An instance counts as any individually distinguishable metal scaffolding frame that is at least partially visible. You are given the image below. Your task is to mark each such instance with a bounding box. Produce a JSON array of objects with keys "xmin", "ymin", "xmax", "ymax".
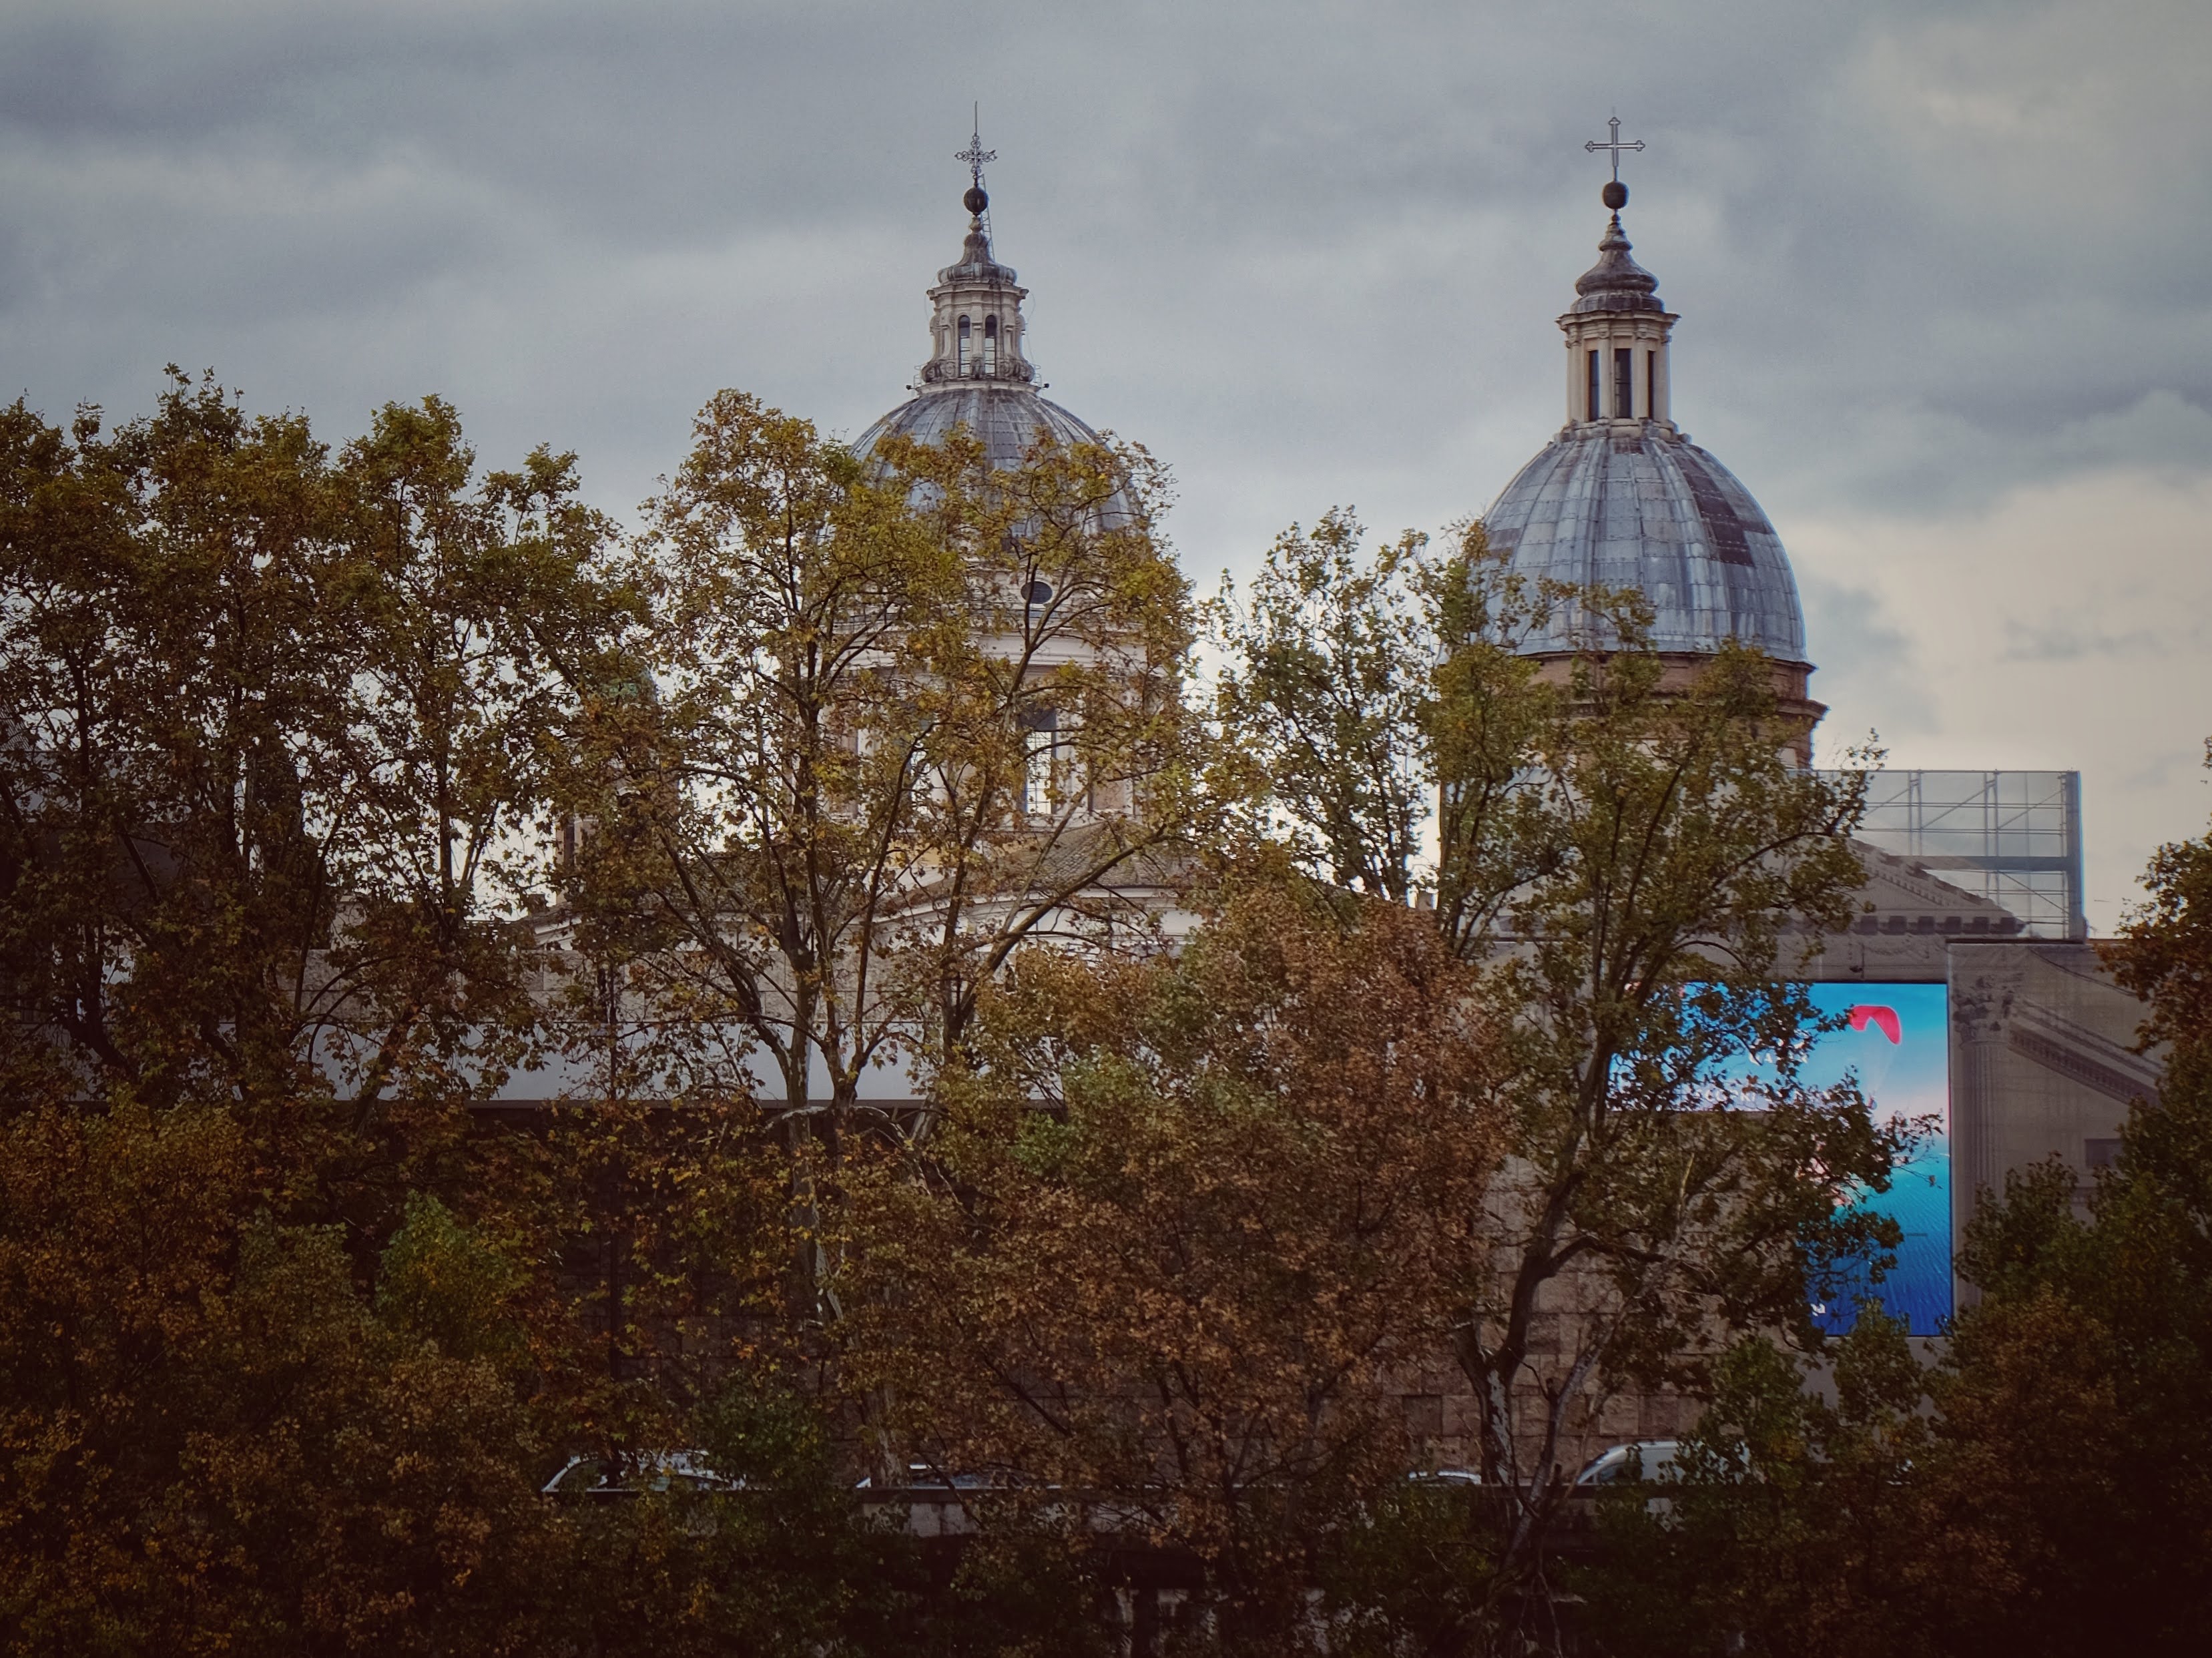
[{"xmin": 1824, "ymin": 770, "xmax": 2086, "ymax": 940}]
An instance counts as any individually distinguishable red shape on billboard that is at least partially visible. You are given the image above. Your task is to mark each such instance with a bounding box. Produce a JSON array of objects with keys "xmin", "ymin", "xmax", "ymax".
[{"xmin": 1847, "ymin": 1005, "xmax": 1902, "ymax": 1045}]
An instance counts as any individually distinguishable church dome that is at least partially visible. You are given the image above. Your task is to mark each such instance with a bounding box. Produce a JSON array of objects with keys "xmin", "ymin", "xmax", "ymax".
[
  {"xmin": 852, "ymin": 141, "xmax": 1125, "ymax": 512},
  {"xmin": 1486, "ymin": 425, "xmax": 1807, "ymax": 663},
  {"xmin": 1484, "ymin": 184, "xmax": 1810, "ymax": 669},
  {"xmin": 854, "ymin": 382, "xmax": 1107, "ymax": 470}
]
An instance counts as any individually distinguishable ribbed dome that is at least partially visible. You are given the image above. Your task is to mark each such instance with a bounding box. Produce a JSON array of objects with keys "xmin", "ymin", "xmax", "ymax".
[
  {"xmin": 1484, "ymin": 423, "xmax": 1808, "ymax": 664},
  {"xmin": 853, "ymin": 383, "xmax": 1106, "ymax": 469},
  {"xmin": 852, "ymin": 384, "xmax": 1138, "ymax": 531},
  {"xmin": 1483, "ymin": 189, "xmax": 1812, "ymax": 671}
]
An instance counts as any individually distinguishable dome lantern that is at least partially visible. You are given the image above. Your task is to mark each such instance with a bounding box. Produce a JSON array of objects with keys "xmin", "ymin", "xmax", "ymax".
[
  {"xmin": 1560, "ymin": 119, "xmax": 1673, "ymax": 425},
  {"xmin": 916, "ymin": 114, "xmax": 1035, "ymax": 390}
]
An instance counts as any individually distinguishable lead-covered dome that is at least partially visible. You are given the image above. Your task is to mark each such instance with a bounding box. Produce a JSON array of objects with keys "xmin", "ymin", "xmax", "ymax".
[
  {"xmin": 854, "ymin": 382, "xmax": 1107, "ymax": 469},
  {"xmin": 1485, "ymin": 424, "xmax": 1807, "ymax": 663},
  {"xmin": 1484, "ymin": 196, "xmax": 1810, "ymax": 669}
]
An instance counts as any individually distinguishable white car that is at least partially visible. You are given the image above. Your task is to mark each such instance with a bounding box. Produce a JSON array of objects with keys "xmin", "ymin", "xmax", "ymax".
[
  {"xmin": 541, "ymin": 1451, "xmax": 743, "ymax": 1497},
  {"xmin": 1573, "ymin": 1440, "xmax": 1684, "ymax": 1487}
]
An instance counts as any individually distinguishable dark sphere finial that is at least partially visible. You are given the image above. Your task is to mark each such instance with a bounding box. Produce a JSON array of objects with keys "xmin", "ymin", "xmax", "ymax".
[
  {"xmin": 964, "ymin": 185, "xmax": 989, "ymax": 216},
  {"xmin": 1602, "ymin": 179, "xmax": 1629, "ymax": 211}
]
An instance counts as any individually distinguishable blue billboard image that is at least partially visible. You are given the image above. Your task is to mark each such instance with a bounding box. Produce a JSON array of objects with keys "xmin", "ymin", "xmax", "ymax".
[{"xmin": 1721, "ymin": 983, "xmax": 1952, "ymax": 1336}]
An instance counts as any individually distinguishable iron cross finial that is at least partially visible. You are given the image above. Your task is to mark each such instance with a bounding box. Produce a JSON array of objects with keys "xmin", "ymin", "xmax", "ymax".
[
  {"xmin": 1584, "ymin": 114, "xmax": 1645, "ymax": 185},
  {"xmin": 956, "ymin": 105, "xmax": 996, "ymax": 192}
]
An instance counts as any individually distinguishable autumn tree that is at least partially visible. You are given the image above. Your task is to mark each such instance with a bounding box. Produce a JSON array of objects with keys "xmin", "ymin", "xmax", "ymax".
[
  {"xmin": 0, "ymin": 1092, "xmax": 578, "ymax": 1654},
  {"xmin": 1886, "ymin": 804, "xmax": 2212, "ymax": 1654},
  {"xmin": 840, "ymin": 886, "xmax": 1504, "ymax": 1652},
  {"xmin": 1576, "ymin": 1311, "xmax": 1941, "ymax": 1658},
  {"xmin": 560, "ymin": 392, "xmax": 1205, "ymax": 1163},
  {"xmin": 0, "ymin": 376, "xmax": 677, "ymax": 1653},
  {"xmin": 1579, "ymin": 771, "xmax": 2212, "ymax": 1658},
  {"xmin": 1583, "ymin": 1159, "xmax": 2205, "ymax": 1657},
  {"xmin": 1209, "ymin": 513, "xmax": 1434, "ymax": 902},
  {"xmin": 1213, "ymin": 513, "xmax": 1894, "ymax": 1637},
  {"xmin": 0, "ymin": 374, "xmax": 625, "ymax": 1185}
]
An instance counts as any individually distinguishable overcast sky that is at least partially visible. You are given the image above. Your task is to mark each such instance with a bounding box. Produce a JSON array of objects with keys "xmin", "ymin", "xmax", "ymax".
[{"xmin": 3, "ymin": 0, "xmax": 2207, "ymax": 923}]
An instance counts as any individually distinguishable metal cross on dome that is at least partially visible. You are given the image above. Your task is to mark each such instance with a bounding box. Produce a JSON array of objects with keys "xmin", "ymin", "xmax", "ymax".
[
  {"xmin": 1585, "ymin": 115, "xmax": 1645, "ymax": 184},
  {"xmin": 956, "ymin": 106, "xmax": 995, "ymax": 192}
]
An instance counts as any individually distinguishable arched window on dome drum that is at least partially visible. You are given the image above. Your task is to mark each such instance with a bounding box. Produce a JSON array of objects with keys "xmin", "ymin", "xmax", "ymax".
[
  {"xmin": 1614, "ymin": 348, "xmax": 1634, "ymax": 419},
  {"xmin": 1587, "ymin": 350, "xmax": 1601, "ymax": 423},
  {"xmin": 958, "ymin": 316, "xmax": 972, "ymax": 374},
  {"xmin": 983, "ymin": 314, "xmax": 998, "ymax": 374}
]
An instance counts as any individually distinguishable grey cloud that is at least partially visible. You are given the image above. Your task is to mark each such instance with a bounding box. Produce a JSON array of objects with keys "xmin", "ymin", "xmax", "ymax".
[
  {"xmin": 0, "ymin": 0, "xmax": 2206, "ymax": 896},
  {"xmin": 1795, "ymin": 575, "xmax": 1933, "ymax": 746},
  {"xmin": 2, "ymin": 0, "xmax": 2201, "ymax": 526},
  {"xmin": 2058, "ymin": 390, "xmax": 2212, "ymax": 476},
  {"xmin": 2002, "ymin": 622, "xmax": 2166, "ymax": 665}
]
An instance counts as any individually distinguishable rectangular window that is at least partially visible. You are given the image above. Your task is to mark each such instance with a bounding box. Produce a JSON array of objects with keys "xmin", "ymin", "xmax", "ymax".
[
  {"xmin": 1019, "ymin": 706, "xmax": 1058, "ymax": 816},
  {"xmin": 1614, "ymin": 348, "xmax": 1634, "ymax": 419},
  {"xmin": 1587, "ymin": 350, "xmax": 1601, "ymax": 421},
  {"xmin": 1646, "ymin": 351, "xmax": 1657, "ymax": 419},
  {"xmin": 1402, "ymin": 1394, "xmax": 1444, "ymax": 1438}
]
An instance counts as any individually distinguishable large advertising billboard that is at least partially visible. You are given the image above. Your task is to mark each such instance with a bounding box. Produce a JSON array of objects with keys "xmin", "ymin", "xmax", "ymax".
[{"xmin": 1720, "ymin": 983, "xmax": 1952, "ymax": 1336}]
